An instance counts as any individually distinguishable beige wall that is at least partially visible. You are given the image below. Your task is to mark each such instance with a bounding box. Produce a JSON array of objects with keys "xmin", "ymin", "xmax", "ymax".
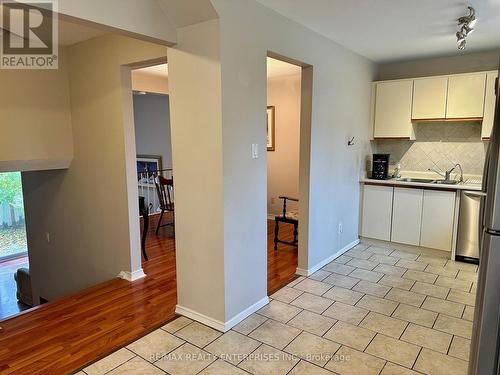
[
  {"xmin": 132, "ymin": 71, "xmax": 169, "ymax": 94},
  {"xmin": 267, "ymin": 74, "xmax": 301, "ymax": 215},
  {"xmin": 377, "ymin": 50, "xmax": 500, "ymax": 80},
  {"xmin": 167, "ymin": 19, "xmax": 226, "ymax": 323},
  {"xmin": 0, "ymin": 51, "xmax": 73, "ymax": 172},
  {"xmin": 23, "ymin": 35, "xmax": 167, "ymax": 303}
]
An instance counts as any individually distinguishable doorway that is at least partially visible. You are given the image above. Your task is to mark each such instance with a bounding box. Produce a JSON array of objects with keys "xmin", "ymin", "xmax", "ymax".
[
  {"xmin": 130, "ymin": 63, "xmax": 176, "ymax": 276},
  {"xmin": 266, "ymin": 55, "xmax": 311, "ymax": 294}
]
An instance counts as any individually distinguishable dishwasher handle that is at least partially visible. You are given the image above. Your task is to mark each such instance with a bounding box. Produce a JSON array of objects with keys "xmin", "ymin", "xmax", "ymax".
[{"xmin": 464, "ymin": 191, "xmax": 487, "ymax": 198}]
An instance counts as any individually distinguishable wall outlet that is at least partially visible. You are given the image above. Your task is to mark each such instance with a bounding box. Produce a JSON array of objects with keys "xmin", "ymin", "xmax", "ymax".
[{"xmin": 338, "ymin": 223, "xmax": 343, "ymax": 234}]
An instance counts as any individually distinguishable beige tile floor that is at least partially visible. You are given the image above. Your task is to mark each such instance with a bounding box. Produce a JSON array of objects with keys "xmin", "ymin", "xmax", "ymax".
[{"xmin": 76, "ymin": 243, "xmax": 478, "ymax": 375}]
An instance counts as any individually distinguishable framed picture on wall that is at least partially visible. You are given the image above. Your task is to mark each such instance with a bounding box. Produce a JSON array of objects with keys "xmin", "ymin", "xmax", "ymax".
[
  {"xmin": 137, "ymin": 155, "xmax": 162, "ymax": 185},
  {"xmin": 267, "ymin": 106, "xmax": 275, "ymax": 151}
]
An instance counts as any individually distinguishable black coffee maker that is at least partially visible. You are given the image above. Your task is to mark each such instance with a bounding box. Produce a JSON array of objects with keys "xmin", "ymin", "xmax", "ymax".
[{"xmin": 371, "ymin": 154, "xmax": 390, "ymax": 180}]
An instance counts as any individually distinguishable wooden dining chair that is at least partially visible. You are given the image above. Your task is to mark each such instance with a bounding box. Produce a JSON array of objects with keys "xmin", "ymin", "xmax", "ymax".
[
  {"xmin": 139, "ymin": 198, "xmax": 149, "ymax": 261},
  {"xmin": 154, "ymin": 175, "xmax": 174, "ymax": 235}
]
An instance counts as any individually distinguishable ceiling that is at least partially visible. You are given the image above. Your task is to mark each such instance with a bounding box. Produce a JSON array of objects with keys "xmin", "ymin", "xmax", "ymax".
[
  {"xmin": 131, "ymin": 59, "xmax": 300, "ymax": 79},
  {"xmin": 267, "ymin": 57, "xmax": 301, "ymax": 77},
  {"xmin": 255, "ymin": 0, "xmax": 500, "ymax": 63},
  {"xmin": 134, "ymin": 64, "xmax": 169, "ymax": 77}
]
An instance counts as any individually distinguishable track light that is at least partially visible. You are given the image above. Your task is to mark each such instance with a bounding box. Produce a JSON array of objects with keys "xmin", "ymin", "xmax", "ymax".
[
  {"xmin": 456, "ymin": 6, "xmax": 476, "ymax": 50},
  {"xmin": 463, "ymin": 24, "xmax": 474, "ymax": 36},
  {"xmin": 456, "ymin": 31, "xmax": 466, "ymax": 43}
]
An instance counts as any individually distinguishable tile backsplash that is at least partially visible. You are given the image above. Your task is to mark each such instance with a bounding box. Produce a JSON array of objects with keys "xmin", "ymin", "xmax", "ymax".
[{"xmin": 373, "ymin": 121, "xmax": 487, "ymax": 175}]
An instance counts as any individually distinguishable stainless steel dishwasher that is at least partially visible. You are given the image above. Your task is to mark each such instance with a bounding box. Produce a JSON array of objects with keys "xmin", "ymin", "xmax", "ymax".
[{"xmin": 456, "ymin": 190, "xmax": 483, "ymax": 262}]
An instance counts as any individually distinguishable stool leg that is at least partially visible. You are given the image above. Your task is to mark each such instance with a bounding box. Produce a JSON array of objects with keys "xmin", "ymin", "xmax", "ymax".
[
  {"xmin": 274, "ymin": 219, "xmax": 279, "ymax": 250},
  {"xmin": 293, "ymin": 223, "xmax": 298, "ymax": 245}
]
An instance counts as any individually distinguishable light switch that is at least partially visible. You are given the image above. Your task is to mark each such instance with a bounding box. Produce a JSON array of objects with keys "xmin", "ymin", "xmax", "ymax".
[{"xmin": 252, "ymin": 143, "xmax": 259, "ymax": 159}]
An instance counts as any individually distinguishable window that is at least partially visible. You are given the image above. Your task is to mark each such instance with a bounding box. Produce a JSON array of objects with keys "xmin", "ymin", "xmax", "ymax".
[{"xmin": 0, "ymin": 172, "xmax": 27, "ymax": 261}]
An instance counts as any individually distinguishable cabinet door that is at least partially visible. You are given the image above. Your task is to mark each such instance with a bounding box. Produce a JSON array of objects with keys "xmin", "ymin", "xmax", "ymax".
[
  {"xmin": 420, "ymin": 190, "xmax": 456, "ymax": 251},
  {"xmin": 374, "ymin": 80, "xmax": 414, "ymax": 138},
  {"xmin": 391, "ymin": 188, "xmax": 423, "ymax": 246},
  {"xmin": 412, "ymin": 77, "xmax": 448, "ymax": 120},
  {"xmin": 481, "ymin": 72, "xmax": 498, "ymax": 139},
  {"xmin": 361, "ymin": 185, "xmax": 393, "ymax": 241},
  {"xmin": 446, "ymin": 74, "xmax": 486, "ymax": 119}
]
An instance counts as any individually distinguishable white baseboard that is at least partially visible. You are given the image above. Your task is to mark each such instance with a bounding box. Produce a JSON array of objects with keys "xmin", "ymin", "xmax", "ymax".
[
  {"xmin": 175, "ymin": 305, "xmax": 226, "ymax": 331},
  {"xmin": 224, "ymin": 296, "xmax": 269, "ymax": 331},
  {"xmin": 296, "ymin": 239, "xmax": 360, "ymax": 276},
  {"xmin": 176, "ymin": 296, "xmax": 269, "ymax": 332},
  {"xmin": 118, "ymin": 269, "xmax": 146, "ymax": 282}
]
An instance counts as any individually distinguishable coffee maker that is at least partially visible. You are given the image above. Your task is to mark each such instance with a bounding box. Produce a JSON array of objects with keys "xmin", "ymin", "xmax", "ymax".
[{"xmin": 371, "ymin": 154, "xmax": 390, "ymax": 180}]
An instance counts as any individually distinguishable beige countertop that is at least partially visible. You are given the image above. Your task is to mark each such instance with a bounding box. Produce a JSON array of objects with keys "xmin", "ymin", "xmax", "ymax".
[{"xmin": 360, "ymin": 177, "xmax": 482, "ymax": 191}]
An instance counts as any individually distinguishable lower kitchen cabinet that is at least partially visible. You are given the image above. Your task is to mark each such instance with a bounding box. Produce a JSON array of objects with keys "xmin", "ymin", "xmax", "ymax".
[
  {"xmin": 361, "ymin": 184, "xmax": 457, "ymax": 252},
  {"xmin": 420, "ymin": 190, "xmax": 456, "ymax": 251},
  {"xmin": 391, "ymin": 187, "xmax": 423, "ymax": 246},
  {"xmin": 361, "ymin": 185, "xmax": 393, "ymax": 241}
]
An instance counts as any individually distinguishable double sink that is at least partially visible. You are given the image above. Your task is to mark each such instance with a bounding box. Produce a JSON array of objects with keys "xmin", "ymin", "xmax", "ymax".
[{"xmin": 396, "ymin": 177, "xmax": 458, "ymax": 185}]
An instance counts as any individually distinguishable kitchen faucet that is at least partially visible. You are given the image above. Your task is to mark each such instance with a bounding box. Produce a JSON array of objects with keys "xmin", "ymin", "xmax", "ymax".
[{"xmin": 428, "ymin": 164, "xmax": 464, "ymax": 182}]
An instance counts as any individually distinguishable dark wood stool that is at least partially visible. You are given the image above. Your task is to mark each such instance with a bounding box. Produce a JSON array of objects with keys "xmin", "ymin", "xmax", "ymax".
[{"xmin": 274, "ymin": 196, "xmax": 299, "ymax": 250}]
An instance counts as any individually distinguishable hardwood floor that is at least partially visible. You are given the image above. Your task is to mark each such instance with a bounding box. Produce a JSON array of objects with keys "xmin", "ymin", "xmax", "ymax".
[
  {"xmin": 267, "ymin": 219, "xmax": 299, "ymax": 295},
  {"xmin": 0, "ymin": 215, "xmax": 297, "ymax": 374}
]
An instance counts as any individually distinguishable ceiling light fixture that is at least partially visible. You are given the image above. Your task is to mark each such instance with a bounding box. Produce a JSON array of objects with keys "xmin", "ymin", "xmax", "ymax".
[{"xmin": 456, "ymin": 6, "xmax": 477, "ymax": 50}]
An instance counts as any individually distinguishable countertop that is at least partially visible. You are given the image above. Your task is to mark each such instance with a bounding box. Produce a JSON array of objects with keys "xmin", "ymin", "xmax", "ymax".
[{"xmin": 360, "ymin": 177, "xmax": 482, "ymax": 191}]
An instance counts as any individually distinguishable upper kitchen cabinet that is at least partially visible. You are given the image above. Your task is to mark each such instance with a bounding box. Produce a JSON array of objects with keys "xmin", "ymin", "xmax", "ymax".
[
  {"xmin": 373, "ymin": 80, "xmax": 414, "ymax": 139},
  {"xmin": 412, "ymin": 76, "xmax": 448, "ymax": 120},
  {"xmin": 481, "ymin": 72, "xmax": 498, "ymax": 139},
  {"xmin": 446, "ymin": 73, "xmax": 486, "ymax": 119}
]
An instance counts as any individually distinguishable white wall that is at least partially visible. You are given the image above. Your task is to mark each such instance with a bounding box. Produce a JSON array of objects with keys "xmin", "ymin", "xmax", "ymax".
[
  {"xmin": 57, "ymin": 0, "xmax": 177, "ymax": 44},
  {"xmin": 267, "ymin": 74, "xmax": 301, "ymax": 215},
  {"xmin": 23, "ymin": 35, "xmax": 167, "ymax": 303},
  {"xmin": 0, "ymin": 51, "xmax": 73, "ymax": 172},
  {"xmin": 213, "ymin": 0, "xmax": 376, "ymax": 321}
]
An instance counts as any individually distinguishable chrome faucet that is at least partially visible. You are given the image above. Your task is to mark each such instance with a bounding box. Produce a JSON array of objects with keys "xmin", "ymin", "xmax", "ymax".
[
  {"xmin": 451, "ymin": 163, "xmax": 464, "ymax": 183},
  {"xmin": 428, "ymin": 164, "xmax": 464, "ymax": 182}
]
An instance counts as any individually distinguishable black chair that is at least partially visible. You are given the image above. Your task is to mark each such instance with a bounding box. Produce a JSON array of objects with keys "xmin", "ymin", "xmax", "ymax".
[
  {"xmin": 154, "ymin": 175, "xmax": 175, "ymax": 235},
  {"xmin": 274, "ymin": 196, "xmax": 299, "ymax": 250}
]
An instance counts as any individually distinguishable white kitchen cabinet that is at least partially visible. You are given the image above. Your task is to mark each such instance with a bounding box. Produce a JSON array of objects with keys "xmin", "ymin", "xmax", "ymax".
[
  {"xmin": 373, "ymin": 80, "xmax": 414, "ymax": 139},
  {"xmin": 391, "ymin": 187, "xmax": 423, "ymax": 246},
  {"xmin": 481, "ymin": 72, "xmax": 498, "ymax": 139},
  {"xmin": 420, "ymin": 190, "xmax": 456, "ymax": 251},
  {"xmin": 446, "ymin": 73, "xmax": 486, "ymax": 119},
  {"xmin": 361, "ymin": 185, "xmax": 393, "ymax": 241},
  {"xmin": 412, "ymin": 77, "xmax": 448, "ymax": 120}
]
